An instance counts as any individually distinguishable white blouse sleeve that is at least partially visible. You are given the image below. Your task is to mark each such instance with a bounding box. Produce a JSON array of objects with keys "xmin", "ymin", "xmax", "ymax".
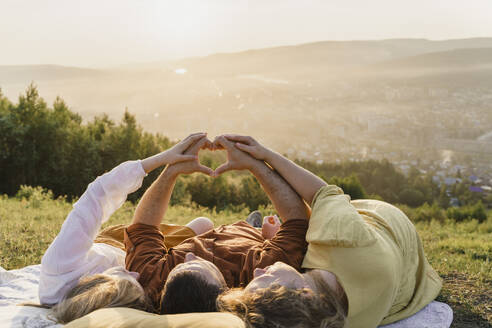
[{"xmin": 39, "ymin": 160, "xmax": 147, "ymax": 304}]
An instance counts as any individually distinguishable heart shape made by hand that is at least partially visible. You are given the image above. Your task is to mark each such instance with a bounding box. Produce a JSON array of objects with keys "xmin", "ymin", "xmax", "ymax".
[
  {"xmin": 197, "ymin": 147, "xmax": 227, "ymax": 172},
  {"xmin": 193, "ymin": 137, "xmax": 234, "ymax": 177},
  {"xmin": 179, "ymin": 135, "xmax": 256, "ymax": 177}
]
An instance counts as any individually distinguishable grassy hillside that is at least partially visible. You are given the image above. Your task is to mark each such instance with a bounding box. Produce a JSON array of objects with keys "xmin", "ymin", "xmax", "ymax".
[{"xmin": 0, "ymin": 195, "xmax": 490, "ymax": 327}]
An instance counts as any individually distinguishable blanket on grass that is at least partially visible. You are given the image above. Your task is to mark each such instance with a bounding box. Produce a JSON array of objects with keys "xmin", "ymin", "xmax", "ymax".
[{"xmin": 0, "ymin": 265, "xmax": 452, "ymax": 328}]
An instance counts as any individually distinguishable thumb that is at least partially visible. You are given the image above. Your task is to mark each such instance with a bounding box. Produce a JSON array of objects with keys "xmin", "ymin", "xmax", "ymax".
[
  {"xmin": 177, "ymin": 133, "xmax": 207, "ymax": 152},
  {"xmin": 214, "ymin": 162, "xmax": 232, "ymax": 177},
  {"xmin": 197, "ymin": 165, "xmax": 214, "ymax": 176},
  {"xmin": 188, "ymin": 137, "xmax": 210, "ymax": 154},
  {"xmin": 174, "ymin": 155, "xmax": 198, "ymax": 163}
]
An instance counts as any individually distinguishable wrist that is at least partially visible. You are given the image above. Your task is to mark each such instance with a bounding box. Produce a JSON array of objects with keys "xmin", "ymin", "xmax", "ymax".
[
  {"xmin": 263, "ymin": 148, "xmax": 275, "ymax": 163},
  {"xmin": 157, "ymin": 150, "xmax": 170, "ymax": 165},
  {"xmin": 164, "ymin": 165, "xmax": 180, "ymax": 179},
  {"xmin": 141, "ymin": 151, "xmax": 170, "ymax": 173},
  {"xmin": 249, "ymin": 159, "xmax": 269, "ymax": 176}
]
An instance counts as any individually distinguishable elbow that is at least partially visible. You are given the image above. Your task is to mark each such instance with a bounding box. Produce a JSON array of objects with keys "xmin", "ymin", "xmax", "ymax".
[
  {"xmin": 283, "ymin": 205, "xmax": 309, "ymax": 221},
  {"xmin": 305, "ymin": 182, "xmax": 327, "ymax": 205}
]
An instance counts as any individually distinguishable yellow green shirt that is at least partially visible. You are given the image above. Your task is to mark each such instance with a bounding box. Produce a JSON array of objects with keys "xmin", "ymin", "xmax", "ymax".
[{"xmin": 302, "ymin": 185, "xmax": 442, "ymax": 328}]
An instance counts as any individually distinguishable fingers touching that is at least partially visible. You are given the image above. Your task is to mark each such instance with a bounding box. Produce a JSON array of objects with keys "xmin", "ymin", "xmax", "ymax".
[
  {"xmin": 197, "ymin": 164, "xmax": 214, "ymax": 176},
  {"xmin": 171, "ymin": 132, "xmax": 259, "ymax": 177},
  {"xmin": 213, "ymin": 162, "xmax": 232, "ymax": 177},
  {"xmin": 186, "ymin": 136, "xmax": 212, "ymax": 155},
  {"xmin": 212, "ymin": 135, "xmax": 235, "ymax": 151},
  {"xmin": 234, "ymin": 142, "xmax": 255, "ymax": 155},
  {"xmin": 223, "ymin": 134, "xmax": 253, "ymax": 145}
]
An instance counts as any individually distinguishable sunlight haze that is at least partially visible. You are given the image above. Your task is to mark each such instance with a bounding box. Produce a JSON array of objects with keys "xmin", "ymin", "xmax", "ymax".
[{"xmin": 1, "ymin": 0, "xmax": 492, "ymax": 67}]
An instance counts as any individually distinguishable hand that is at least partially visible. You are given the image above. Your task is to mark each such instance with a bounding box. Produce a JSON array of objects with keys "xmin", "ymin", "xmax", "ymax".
[
  {"xmin": 261, "ymin": 215, "xmax": 281, "ymax": 239},
  {"xmin": 169, "ymin": 135, "xmax": 214, "ymax": 176},
  {"xmin": 222, "ymin": 134, "xmax": 270, "ymax": 161},
  {"xmin": 212, "ymin": 135, "xmax": 259, "ymax": 176},
  {"xmin": 163, "ymin": 132, "xmax": 210, "ymax": 164},
  {"xmin": 141, "ymin": 133, "xmax": 210, "ymax": 173}
]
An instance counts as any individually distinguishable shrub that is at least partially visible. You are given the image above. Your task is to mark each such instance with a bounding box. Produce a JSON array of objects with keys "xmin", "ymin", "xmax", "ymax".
[
  {"xmin": 238, "ymin": 176, "xmax": 270, "ymax": 211},
  {"xmin": 15, "ymin": 185, "xmax": 54, "ymax": 208},
  {"xmin": 446, "ymin": 202, "xmax": 487, "ymax": 223},
  {"xmin": 170, "ymin": 179, "xmax": 191, "ymax": 205},
  {"xmin": 15, "ymin": 185, "xmax": 53, "ymax": 201},
  {"xmin": 327, "ymin": 174, "xmax": 366, "ymax": 200},
  {"xmin": 398, "ymin": 188, "xmax": 426, "ymax": 207},
  {"xmin": 399, "ymin": 202, "xmax": 446, "ymax": 223},
  {"xmin": 186, "ymin": 175, "xmax": 241, "ymax": 211}
]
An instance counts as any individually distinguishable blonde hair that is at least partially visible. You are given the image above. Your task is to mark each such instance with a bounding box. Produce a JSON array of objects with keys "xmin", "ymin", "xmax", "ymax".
[
  {"xmin": 217, "ymin": 272, "xmax": 346, "ymax": 328},
  {"xmin": 51, "ymin": 274, "xmax": 154, "ymax": 324}
]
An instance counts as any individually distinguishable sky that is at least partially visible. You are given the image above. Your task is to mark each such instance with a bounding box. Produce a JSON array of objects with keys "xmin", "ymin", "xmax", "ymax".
[{"xmin": 1, "ymin": 0, "xmax": 492, "ymax": 68}]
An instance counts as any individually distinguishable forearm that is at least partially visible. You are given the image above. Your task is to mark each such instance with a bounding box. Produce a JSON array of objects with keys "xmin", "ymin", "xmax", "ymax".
[
  {"xmin": 132, "ymin": 166, "xmax": 178, "ymax": 226},
  {"xmin": 250, "ymin": 160, "xmax": 309, "ymax": 221},
  {"xmin": 264, "ymin": 149, "xmax": 326, "ymax": 205},
  {"xmin": 141, "ymin": 152, "xmax": 168, "ymax": 174}
]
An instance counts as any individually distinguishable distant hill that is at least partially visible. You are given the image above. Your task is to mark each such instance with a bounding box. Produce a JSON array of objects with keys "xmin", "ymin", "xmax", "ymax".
[
  {"xmin": 0, "ymin": 65, "xmax": 103, "ymax": 84},
  {"xmin": 167, "ymin": 38, "xmax": 492, "ymax": 76},
  {"xmin": 1, "ymin": 37, "xmax": 492, "ymax": 143},
  {"xmin": 2, "ymin": 38, "xmax": 492, "ymax": 82},
  {"xmin": 377, "ymin": 48, "xmax": 492, "ymax": 70}
]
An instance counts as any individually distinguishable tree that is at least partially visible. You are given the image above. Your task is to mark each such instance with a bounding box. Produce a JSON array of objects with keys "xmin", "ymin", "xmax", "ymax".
[
  {"xmin": 0, "ymin": 86, "xmax": 173, "ymax": 200},
  {"xmin": 398, "ymin": 188, "xmax": 426, "ymax": 207},
  {"xmin": 437, "ymin": 185, "xmax": 451, "ymax": 208},
  {"xmin": 327, "ymin": 174, "xmax": 367, "ymax": 200},
  {"xmin": 238, "ymin": 176, "xmax": 270, "ymax": 210}
]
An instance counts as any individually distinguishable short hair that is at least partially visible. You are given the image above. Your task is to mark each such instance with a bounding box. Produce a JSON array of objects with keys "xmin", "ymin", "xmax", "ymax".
[
  {"xmin": 52, "ymin": 274, "xmax": 154, "ymax": 324},
  {"xmin": 216, "ymin": 271, "xmax": 346, "ymax": 328},
  {"xmin": 160, "ymin": 271, "xmax": 224, "ymax": 314}
]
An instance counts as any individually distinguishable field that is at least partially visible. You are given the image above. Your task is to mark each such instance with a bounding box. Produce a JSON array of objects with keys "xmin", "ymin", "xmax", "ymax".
[{"xmin": 0, "ymin": 195, "xmax": 491, "ymax": 327}]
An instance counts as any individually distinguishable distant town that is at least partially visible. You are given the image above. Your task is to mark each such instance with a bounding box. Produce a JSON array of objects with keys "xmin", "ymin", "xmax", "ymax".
[{"xmin": 2, "ymin": 39, "xmax": 492, "ymax": 205}]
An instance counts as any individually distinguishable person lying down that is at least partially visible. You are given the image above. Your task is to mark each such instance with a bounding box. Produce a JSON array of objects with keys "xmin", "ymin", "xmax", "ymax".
[
  {"xmin": 36, "ymin": 131, "xmax": 442, "ymax": 328},
  {"xmin": 38, "ymin": 132, "xmax": 306, "ymax": 324},
  {"xmin": 38, "ymin": 133, "xmax": 214, "ymax": 319}
]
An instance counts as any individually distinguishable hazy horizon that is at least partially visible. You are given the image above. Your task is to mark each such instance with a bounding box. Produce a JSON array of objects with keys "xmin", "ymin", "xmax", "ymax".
[{"xmin": 2, "ymin": 0, "xmax": 492, "ymax": 68}]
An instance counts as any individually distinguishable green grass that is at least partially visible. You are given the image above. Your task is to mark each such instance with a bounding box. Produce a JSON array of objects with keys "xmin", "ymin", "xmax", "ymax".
[
  {"xmin": 414, "ymin": 218, "xmax": 492, "ymax": 327},
  {"xmin": 1, "ymin": 195, "xmax": 491, "ymax": 327}
]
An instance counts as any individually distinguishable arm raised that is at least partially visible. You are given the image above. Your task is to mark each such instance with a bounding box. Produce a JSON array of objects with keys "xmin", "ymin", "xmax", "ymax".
[
  {"xmin": 140, "ymin": 132, "xmax": 206, "ymax": 173},
  {"xmin": 223, "ymin": 134, "xmax": 326, "ymax": 205},
  {"xmin": 132, "ymin": 136, "xmax": 213, "ymax": 226},
  {"xmin": 214, "ymin": 136, "xmax": 308, "ymax": 221}
]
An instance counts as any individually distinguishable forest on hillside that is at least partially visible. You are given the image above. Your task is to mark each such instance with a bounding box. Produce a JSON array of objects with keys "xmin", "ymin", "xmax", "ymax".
[{"xmin": 0, "ymin": 86, "xmax": 489, "ymax": 223}]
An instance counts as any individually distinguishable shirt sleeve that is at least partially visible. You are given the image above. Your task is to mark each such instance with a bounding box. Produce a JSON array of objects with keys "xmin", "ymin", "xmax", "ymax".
[
  {"xmin": 39, "ymin": 160, "xmax": 147, "ymax": 304},
  {"xmin": 306, "ymin": 185, "xmax": 376, "ymax": 248},
  {"xmin": 124, "ymin": 223, "xmax": 172, "ymax": 291},
  {"xmin": 241, "ymin": 219, "xmax": 308, "ymax": 284}
]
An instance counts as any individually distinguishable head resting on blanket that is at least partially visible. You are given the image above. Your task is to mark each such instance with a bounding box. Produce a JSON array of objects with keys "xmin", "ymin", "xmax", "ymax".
[
  {"xmin": 52, "ymin": 269, "xmax": 153, "ymax": 324},
  {"xmin": 217, "ymin": 265, "xmax": 346, "ymax": 328},
  {"xmin": 160, "ymin": 252, "xmax": 228, "ymax": 314}
]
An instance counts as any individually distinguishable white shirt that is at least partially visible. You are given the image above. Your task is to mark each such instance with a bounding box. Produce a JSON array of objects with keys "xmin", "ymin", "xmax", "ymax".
[{"xmin": 38, "ymin": 160, "xmax": 147, "ymax": 305}]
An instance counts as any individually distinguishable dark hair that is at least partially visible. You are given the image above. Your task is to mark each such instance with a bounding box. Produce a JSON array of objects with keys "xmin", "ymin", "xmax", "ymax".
[
  {"xmin": 160, "ymin": 271, "xmax": 224, "ymax": 314},
  {"xmin": 217, "ymin": 271, "xmax": 346, "ymax": 328}
]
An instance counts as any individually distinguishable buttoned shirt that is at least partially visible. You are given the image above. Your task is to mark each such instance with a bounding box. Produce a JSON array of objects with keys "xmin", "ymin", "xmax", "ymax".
[
  {"xmin": 125, "ymin": 219, "xmax": 309, "ymax": 307},
  {"xmin": 302, "ymin": 185, "xmax": 442, "ymax": 328}
]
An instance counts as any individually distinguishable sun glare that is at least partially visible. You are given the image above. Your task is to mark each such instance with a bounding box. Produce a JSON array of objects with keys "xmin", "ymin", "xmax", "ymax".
[
  {"xmin": 175, "ymin": 68, "xmax": 187, "ymax": 74},
  {"xmin": 148, "ymin": 1, "xmax": 210, "ymax": 46}
]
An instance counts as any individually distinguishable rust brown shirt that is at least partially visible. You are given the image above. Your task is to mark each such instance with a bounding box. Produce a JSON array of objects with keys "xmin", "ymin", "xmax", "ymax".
[{"xmin": 124, "ymin": 219, "xmax": 308, "ymax": 307}]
